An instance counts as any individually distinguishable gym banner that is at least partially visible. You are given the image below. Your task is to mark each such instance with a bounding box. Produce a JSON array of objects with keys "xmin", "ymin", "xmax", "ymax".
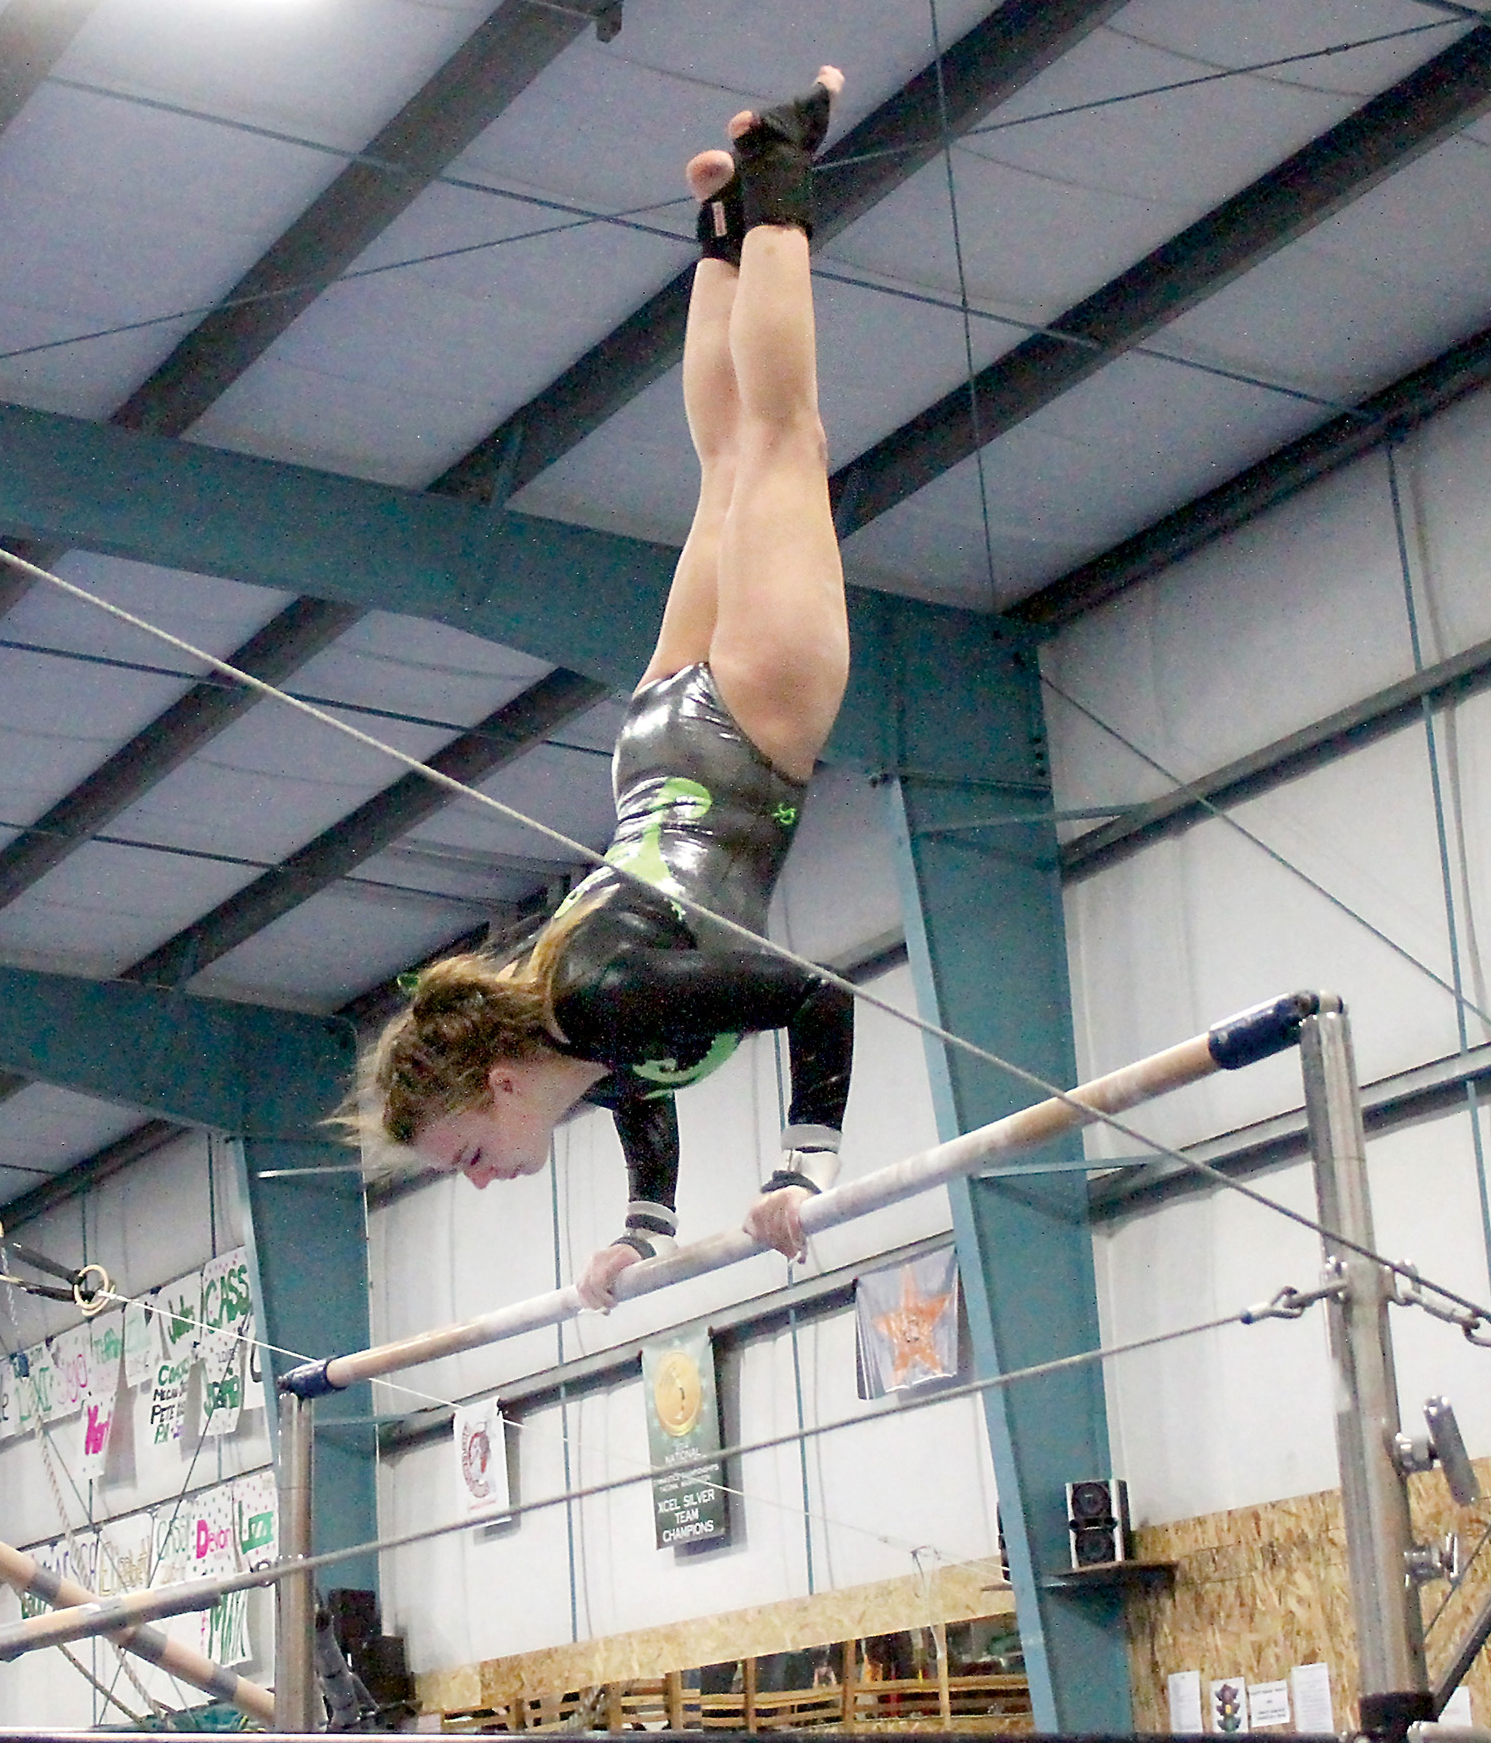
[
  {"xmin": 855, "ymin": 1246, "xmax": 960, "ymax": 1397},
  {"xmin": 641, "ymin": 1328, "xmax": 729, "ymax": 1549},
  {"xmin": 454, "ymin": 1397, "xmax": 509, "ymax": 1519}
]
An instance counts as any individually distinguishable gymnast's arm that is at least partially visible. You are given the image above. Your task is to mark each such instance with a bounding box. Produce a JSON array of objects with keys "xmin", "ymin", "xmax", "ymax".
[
  {"xmin": 571, "ymin": 949, "xmax": 855, "ymax": 1305},
  {"xmin": 575, "ymin": 1093, "xmax": 678, "ymax": 1310}
]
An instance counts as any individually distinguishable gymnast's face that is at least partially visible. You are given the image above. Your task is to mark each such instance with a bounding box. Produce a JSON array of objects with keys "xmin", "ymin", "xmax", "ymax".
[{"xmin": 414, "ymin": 1065, "xmax": 554, "ymax": 1188}]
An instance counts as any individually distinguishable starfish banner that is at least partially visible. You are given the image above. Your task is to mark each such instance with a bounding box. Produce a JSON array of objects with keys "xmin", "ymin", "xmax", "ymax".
[{"xmin": 855, "ymin": 1248, "xmax": 960, "ymax": 1398}]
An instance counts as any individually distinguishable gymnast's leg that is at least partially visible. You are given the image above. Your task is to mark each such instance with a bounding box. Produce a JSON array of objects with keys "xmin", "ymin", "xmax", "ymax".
[
  {"xmin": 707, "ymin": 67, "xmax": 849, "ymax": 783},
  {"xmin": 635, "ymin": 158, "xmax": 743, "ymax": 688}
]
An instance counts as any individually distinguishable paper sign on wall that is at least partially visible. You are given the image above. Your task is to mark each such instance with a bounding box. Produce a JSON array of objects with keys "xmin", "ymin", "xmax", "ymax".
[
  {"xmin": 1167, "ymin": 1670, "xmax": 1203, "ymax": 1732},
  {"xmin": 1441, "ymin": 1687, "xmax": 1473, "ymax": 1726},
  {"xmin": 158, "ymin": 1271, "xmax": 203, "ymax": 1365},
  {"xmin": 96, "ymin": 1512, "xmax": 153, "ymax": 1597},
  {"xmin": 191, "ymin": 1486, "xmax": 238, "ymax": 1579},
  {"xmin": 1290, "ymin": 1664, "xmax": 1333, "ymax": 1732},
  {"xmin": 148, "ymin": 1352, "xmax": 191, "ymax": 1446},
  {"xmin": 10, "ymin": 1351, "xmax": 35, "ymax": 1436},
  {"xmin": 199, "ymin": 1250, "xmax": 251, "ymax": 1437},
  {"xmin": 151, "ymin": 1507, "xmax": 193, "ymax": 1587},
  {"xmin": 1248, "ymin": 1680, "xmax": 1291, "ymax": 1728},
  {"xmin": 199, "ymin": 1342, "xmax": 243, "ymax": 1438},
  {"xmin": 234, "ymin": 1468, "xmax": 278, "ymax": 1571},
  {"xmin": 0, "ymin": 1353, "xmax": 19, "ymax": 1440},
  {"xmin": 78, "ymin": 1316, "xmax": 123, "ymax": 1481},
  {"xmin": 454, "ymin": 1399, "xmax": 509, "ymax": 1518},
  {"xmin": 1210, "ymin": 1677, "xmax": 1248, "ymax": 1733},
  {"xmin": 123, "ymin": 1297, "xmax": 160, "ymax": 1389},
  {"xmin": 51, "ymin": 1325, "xmax": 91, "ymax": 1418},
  {"xmin": 206, "ymin": 1588, "xmax": 254, "ymax": 1668},
  {"xmin": 24, "ymin": 1342, "xmax": 58, "ymax": 1423}
]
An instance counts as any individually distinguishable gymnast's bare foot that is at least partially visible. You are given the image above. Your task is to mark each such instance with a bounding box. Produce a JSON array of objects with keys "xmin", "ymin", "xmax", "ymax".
[{"xmin": 727, "ymin": 65, "xmax": 844, "ymax": 142}]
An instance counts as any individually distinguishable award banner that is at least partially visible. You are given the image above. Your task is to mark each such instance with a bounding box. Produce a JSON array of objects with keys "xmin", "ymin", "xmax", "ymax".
[
  {"xmin": 454, "ymin": 1398, "xmax": 509, "ymax": 1519},
  {"xmin": 855, "ymin": 1247, "xmax": 960, "ymax": 1397},
  {"xmin": 641, "ymin": 1328, "xmax": 728, "ymax": 1550}
]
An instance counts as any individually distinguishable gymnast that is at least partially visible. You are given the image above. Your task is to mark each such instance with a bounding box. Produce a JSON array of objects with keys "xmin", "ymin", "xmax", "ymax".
[{"xmin": 357, "ymin": 69, "xmax": 855, "ymax": 1309}]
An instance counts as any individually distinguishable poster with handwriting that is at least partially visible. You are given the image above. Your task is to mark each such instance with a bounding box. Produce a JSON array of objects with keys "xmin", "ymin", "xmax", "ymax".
[
  {"xmin": 96, "ymin": 1512, "xmax": 153, "ymax": 1597},
  {"xmin": 123, "ymin": 1296, "xmax": 159, "ymax": 1389},
  {"xmin": 234, "ymin": 1468, "xmax": 278, "ymax": 1571},
  {"xmin": 51, "ymin": 1325, "xmax": 91, "ymax": 1419},
  {"xmin": 79, "ymin": 1318, "xmax": 123, "ymax": 1482}
]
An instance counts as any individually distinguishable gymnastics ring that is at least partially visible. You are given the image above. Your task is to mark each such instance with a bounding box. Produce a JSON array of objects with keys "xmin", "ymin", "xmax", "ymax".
[{"xmin": 73, "ymin": 1263, "xmax": 112, "ymax": 1317}]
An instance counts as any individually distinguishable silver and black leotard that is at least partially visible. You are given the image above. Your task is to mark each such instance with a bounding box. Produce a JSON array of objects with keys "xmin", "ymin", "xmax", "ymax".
[{"xmin": 544, "ymin": 665, "xmax": 853, "ymax": 1236}]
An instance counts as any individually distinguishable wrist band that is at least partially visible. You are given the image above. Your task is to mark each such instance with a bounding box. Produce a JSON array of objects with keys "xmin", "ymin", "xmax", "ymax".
[{"xmin": 761, "ymin": 1169, "xmax": 821, "ymax": 1196}]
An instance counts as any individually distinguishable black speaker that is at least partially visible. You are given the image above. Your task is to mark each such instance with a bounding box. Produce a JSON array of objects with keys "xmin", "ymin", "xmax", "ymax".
[{"xmin": 1065, "ymin": 1477, "xmax": 1130, "ymax": 1568}]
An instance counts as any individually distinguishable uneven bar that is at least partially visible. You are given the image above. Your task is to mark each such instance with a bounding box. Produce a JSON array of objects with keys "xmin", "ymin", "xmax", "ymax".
[
  {"xmin": 0, "ymin": 1539, "xmax": 275, "ymax": 1724},
  {"xmin": 281, "ymin": 992, "xmax": 1324, "ymax": 1397}
]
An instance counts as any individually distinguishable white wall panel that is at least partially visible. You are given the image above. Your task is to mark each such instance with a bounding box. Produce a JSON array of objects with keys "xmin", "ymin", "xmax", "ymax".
[
  {"xmin": 380, "ymin": 1310, "xmax": 999, "ymax": 1677},
  {"xmin": 1051, "ymin": 378, "xmax": 1491, "ymax": 1528}
]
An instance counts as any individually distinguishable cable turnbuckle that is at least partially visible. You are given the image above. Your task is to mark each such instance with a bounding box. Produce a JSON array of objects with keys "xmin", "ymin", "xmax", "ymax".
[
  {"xmin": 1240, "ymin": 1265, "xmax": 1350, "ymax": 1325},
  {"xmin": 1390, "ymin": 1263, "xmax": 1491, "ymax": 1346}
]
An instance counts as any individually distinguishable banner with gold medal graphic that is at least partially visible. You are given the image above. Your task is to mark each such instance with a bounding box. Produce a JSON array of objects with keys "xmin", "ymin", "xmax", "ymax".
[{"xmin": 641, "ymin": 1329, "xmax": 729, "ymax": 1549}]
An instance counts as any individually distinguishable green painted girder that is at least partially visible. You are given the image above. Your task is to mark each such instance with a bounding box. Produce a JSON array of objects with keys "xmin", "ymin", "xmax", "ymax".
[
  {"xmin": 0, "ymin": 398, "xmax": 990, "ymax": 770},
  {"xmin": 0, "ymin": 399, "xmax": 672, "ymax": 691},
  {"xmin": 0, "ymin": 964, "xmax": 377, "ymax": 1584},
  {"xmin": 883, "ymin": 614, "xmax": 1132, "ymax": 1733}
]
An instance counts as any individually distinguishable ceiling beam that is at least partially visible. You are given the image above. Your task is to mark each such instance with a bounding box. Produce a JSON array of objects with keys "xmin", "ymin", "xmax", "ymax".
[
  {"xmin": 432, "ymin": 0, "xmax": 1128, "ymax": 504},
  {"xmin": 111, "ymin": 0, "xmax": 615, "ymax": 438},
  {"xmin": 828, "ymin": 23, "xmax": 1491, "ymax": 539},
  {"xmin": 1012, "ymin": 318, "xmax": 1491, "ymax": 631},
  {"xmin": 0, "ymin": 962, "xmax": 353, "ymax": 1129},
  {"xmin": 0, "ymin": 0, "xmax": 101, "ymax": 134},
  {"xmin": 0, "ymin": 399, "xmax": 676, "ymax": 688},
  {"xmin": 122, "ymin": 666, "xmax": 608, "ymax": 989},
  {"xmin": 0, "ymin": 597, "xmax": 359, "ymax": 909}
]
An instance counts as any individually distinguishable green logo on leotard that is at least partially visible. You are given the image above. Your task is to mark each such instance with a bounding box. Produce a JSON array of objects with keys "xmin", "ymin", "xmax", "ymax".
[
  {"xmin": 552, "ymin": 776, "xmax": 714, "ymax": 922},
  {"xmin": 605, "ymin": 776, "xmax": 712, "ymax": 902},
  {"xmin": 773, "ymin": 802, "xmax": 798, "ymax": 829},
  {"xmin": 634, "ymin": 1030, "xmax": 742, "ymax": 1093}
]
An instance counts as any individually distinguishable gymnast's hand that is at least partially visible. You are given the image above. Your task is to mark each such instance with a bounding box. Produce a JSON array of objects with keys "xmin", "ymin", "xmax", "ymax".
[
  {"xmin": 577, "ymin": 1242, "xmax": 644, "ymax": 1311},
  {"xmin": 744, "ymin": 1186, "xmax": 813, "ymax": 1262}
]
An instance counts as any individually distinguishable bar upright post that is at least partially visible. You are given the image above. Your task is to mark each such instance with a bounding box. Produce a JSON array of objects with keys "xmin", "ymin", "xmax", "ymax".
[
  {"xmin": 274, "ymin": 1387, "xmax": 319, "ymax": 1732},
  {"xmin": 1300, "ymin": 1008, "xmax": 1429, "ymax": 1739}
]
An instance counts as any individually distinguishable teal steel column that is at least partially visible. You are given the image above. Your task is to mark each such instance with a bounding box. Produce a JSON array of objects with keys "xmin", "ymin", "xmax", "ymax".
[
  {"xmin": 0, "ymin": 967, "xmax": 377, "ymax": 1589},
  {"xmin": 879, "ymin": 614, "xmax": 1131, "ymax": 1733},
  {"xmin": 229, "ymin": 1013, "xmax": 379, "ymax": 1597}
]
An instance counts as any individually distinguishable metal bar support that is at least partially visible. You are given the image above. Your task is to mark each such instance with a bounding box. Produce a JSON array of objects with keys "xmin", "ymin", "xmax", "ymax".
[
  {"xmin": 1300, "ymin": 1008, "xmax": 1431, "ymax": 1738},
  {"xmin": 273, "ymin": 1388, "xmax": 319, "ymax": 1732}
]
